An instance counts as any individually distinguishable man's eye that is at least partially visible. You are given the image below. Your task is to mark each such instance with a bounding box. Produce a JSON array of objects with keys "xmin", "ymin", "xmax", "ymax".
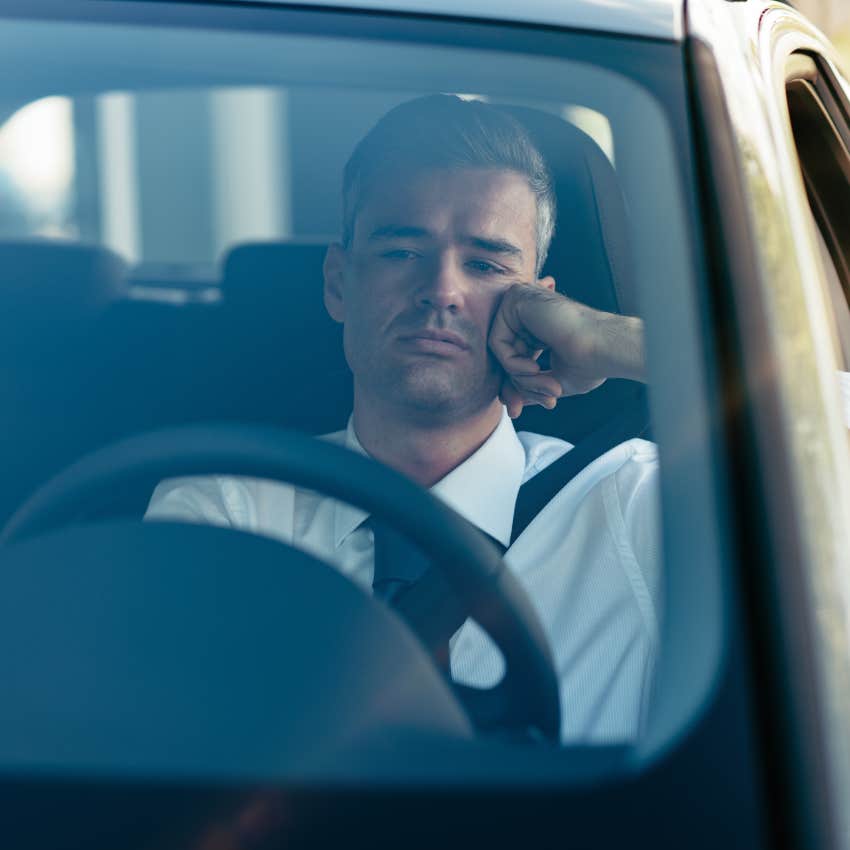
[
  {"xmin": 381, "ymin": 249, "xmax": 419, "ymax": 261},
  {"xmin": 467, "ymin": 260, "xmax": 504, "ymax": 275}
]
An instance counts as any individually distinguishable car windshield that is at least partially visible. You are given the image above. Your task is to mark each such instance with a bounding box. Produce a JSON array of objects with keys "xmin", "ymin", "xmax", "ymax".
[{"xmin": 0, "ymin": 3, "xmax": 726, "ymax": 790}]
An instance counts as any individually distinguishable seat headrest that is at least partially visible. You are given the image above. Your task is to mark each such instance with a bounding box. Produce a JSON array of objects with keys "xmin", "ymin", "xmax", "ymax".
[
  {"xmin": 0, "ymin": 239, "xmax": 127, "ymax": 333},
  {"xmin": 500, "ymin": 105, "xmax": 635, "ymax": 316},
  {"xmin": 221, "ymin": 241, "xmax": 352, "ymax": 434},
  {"xmin": 221, "ymin": 241, "xmax": 341, "ymax": 363},
  {"xmin": 222, "ymin": 240, "xmax": 329, "ymax": 314}
]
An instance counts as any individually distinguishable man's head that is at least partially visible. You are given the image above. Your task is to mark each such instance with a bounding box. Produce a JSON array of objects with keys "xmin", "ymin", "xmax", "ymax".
[
  {"xmin": 323, "ymin": 94, "xmax": 557, "ymax": 424},
  {"xmin": 341, "ymin": 95, "xmax": 556, "ymax": 277}
]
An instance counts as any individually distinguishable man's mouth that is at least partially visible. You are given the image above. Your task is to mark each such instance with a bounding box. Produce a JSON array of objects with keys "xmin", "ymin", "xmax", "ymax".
[{"xmin": 397, "ymin": 328, "xmax": 471, "ymax": 353}]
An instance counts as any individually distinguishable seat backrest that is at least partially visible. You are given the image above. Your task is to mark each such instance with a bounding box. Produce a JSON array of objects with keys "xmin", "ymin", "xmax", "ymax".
[
  {"xmin": 0, "ymin": 240, "xmax": 129, "ymax": 523},
  {"xmin": 0, "ymin": 238, "xmax": 126, "ymax": 354}
]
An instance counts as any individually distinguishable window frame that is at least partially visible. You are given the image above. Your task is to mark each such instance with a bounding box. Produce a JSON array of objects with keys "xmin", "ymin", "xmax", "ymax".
[{"xmin": 754, "ymin": 7, "xmax": 850, "ymax": 849}]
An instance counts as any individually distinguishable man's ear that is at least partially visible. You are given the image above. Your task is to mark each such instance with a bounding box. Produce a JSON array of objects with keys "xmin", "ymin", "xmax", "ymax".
[
  {"xmin": 537, "ymin": 274, "xmax": 556, "ymax": 292},
  {"xmin": 323, "ymin": 242, "xmax": 347, "ymax": 323}
]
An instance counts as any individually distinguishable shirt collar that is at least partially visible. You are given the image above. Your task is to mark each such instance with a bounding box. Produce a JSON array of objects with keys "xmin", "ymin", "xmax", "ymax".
[
  {"xmin": 331, "ymin": 423, "xmax": 370, "ymax": 548},
  {"xmin": 332, "ymin": 408, "xmax": 526, "ymax": 550}
]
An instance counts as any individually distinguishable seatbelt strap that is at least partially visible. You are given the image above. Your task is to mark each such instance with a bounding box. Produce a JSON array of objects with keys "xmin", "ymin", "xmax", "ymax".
[
  {"xmin": 509, "ymin": 391, "xmax": 649, "ymax": 545},
  {"xmin": 392, "ymin": 390, "xmax": 650, "ymax": 671},
  {"xmin": 390, "ymin": 531, "xmax": 506, "ymax": 674}
]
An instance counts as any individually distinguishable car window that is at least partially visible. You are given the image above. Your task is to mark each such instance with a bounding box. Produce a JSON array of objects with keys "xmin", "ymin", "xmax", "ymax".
[
  {"xmin": 0, "ymin": 3, "xmax": 728, "ymax": 792},
  {"xmin": 814, "ymin": 225, "xmax": 850, "ymax": 369},
  {"xmin": 786, "ymin": 55, "xmax": 850, "ymax": 381}
]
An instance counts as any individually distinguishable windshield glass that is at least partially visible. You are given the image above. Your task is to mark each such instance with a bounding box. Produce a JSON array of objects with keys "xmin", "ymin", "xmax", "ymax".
[{"xmin": 0, "ymin": 3, "xmax": 725, "ymax": 791}]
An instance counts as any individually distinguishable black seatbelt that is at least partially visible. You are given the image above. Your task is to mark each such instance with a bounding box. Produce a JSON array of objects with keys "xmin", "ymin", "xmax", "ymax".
[
  {"xmin": 509, "ymin": 392, "xmax": 649, "ymax": 545},
  {"xmin": 391, "ymin": 390, "xmax": 650, "ymax": 693}
]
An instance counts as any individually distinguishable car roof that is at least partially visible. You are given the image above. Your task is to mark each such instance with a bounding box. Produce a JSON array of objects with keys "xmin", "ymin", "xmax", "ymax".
[{"xmin": 234, "ymin": 0, "xmax": 684, "ymax": 41}]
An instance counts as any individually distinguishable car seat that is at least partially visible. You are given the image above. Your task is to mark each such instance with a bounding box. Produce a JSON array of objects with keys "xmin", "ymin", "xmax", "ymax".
[{"xmin": 0, "ymin": 239, "xmax": 128, "ymax": 523}]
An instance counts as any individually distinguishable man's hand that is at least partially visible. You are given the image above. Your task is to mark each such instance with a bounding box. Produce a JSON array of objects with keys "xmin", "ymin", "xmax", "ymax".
[{"xmin": 489, "ymin": 283, "xmax": 646, "ymax": 419}]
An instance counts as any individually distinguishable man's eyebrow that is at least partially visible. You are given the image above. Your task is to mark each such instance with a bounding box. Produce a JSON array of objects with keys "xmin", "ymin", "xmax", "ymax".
[
  {"xmin": 465, "ymin": 236, "xmax": 523, "ymax": 258},
  {"xmin": 368, "ymin": 225, "xmax": 431, "ymax": 241},
  {"xmin": 366, "ymin": 227, "xmax": 524, "ymax": 259}
]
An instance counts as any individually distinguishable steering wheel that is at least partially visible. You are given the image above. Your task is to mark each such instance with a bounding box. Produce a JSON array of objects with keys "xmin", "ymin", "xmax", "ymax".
[{"xmin": 0, "ymin": 423, "xmax": 560, "ymax": 741}]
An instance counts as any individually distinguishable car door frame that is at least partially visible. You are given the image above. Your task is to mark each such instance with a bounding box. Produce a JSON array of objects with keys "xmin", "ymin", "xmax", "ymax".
[
  {"xmin": 687, "ymin": 2, "xmax": 850, "ymax": 849},
  {"xmin": 761, "ymin": 11, "xmax": 850, "ymax": 850}
]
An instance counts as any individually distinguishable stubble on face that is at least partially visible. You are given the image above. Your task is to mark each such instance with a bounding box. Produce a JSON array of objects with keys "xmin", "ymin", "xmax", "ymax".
[{"xmin": 366, "ymin": 306, "xmax": 499, "ymax": 421}]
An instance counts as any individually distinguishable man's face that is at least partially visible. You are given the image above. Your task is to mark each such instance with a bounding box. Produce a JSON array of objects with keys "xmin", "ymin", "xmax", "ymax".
[{"xmin": 324, "ymin": 167, "xmax": 540, "ymax": 422}]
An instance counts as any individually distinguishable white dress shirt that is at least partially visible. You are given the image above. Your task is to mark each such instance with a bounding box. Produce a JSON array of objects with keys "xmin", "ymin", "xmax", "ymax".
[{"xmin": 146, "ymin": 409, "xmax": 661, "ymax": 744}]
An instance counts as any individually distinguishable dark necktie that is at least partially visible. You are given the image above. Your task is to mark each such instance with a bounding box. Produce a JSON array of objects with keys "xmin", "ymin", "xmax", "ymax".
[
  {"xmin": 369, "ymin": 515, "xmax": 453, "ymax": 672},
  {"xmin": 369, "ymin": 516, "xmax": 431, "ymax": 602},
  {"xmin": 368, "ymin": 515, "xmax": 507, "ymax": 675}
]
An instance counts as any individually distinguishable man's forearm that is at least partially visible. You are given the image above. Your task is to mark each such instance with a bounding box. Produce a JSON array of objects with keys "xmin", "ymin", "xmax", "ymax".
[
  {"xmin": 490, "ymin": 284, "xmax": 648, "ymax": 410},
  {"xmin": 591, "ymin": 312, "xmax": 646, "ymax": 384}
]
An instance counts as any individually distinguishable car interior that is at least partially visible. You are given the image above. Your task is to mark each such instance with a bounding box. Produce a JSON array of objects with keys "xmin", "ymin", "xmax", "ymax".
[
  {"xmin": 0, "ymin": 11, "xmax": 733, "ymax": 839},
  {"xmin": 0, "ymin": 94, "xmax": 656, "ymax": 777},
  {"xmin": 0, "ymin": 102, "xmax": 647, "ymax": 528}
]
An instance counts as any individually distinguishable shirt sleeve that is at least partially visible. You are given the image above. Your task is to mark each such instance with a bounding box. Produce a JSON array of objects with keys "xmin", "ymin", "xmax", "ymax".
[
  {"xmin": 610, "ymin": 441, "xmax": 662, "ymax": 734},
  {"xmin": 612, "ymin": 441, "xmax": 662, "ymax": 629},
  {"xmin": 840, "ymin": 370, "xmax": 850, "ymax": 429}
]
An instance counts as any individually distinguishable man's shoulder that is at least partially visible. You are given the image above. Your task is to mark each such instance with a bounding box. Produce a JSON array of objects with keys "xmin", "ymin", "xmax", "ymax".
[
  {"xmin": 145, "ymin": 473, "xmax": 282, "ymax": 522},
  {"xmin": 145, "ymin": 429, "xmax": 349, "ymax": 523},
  {"xmin": 601, "ymin": 437, "xmax": 659, "ymax": 496},
  {"xmin": 573, "ymin": 437, "xmax": 658, "ymax": 505},
  {"xmin": 609, "ymin": 437, "xmax": 658, "ymax": 467},
  {"xmin": 516, "ymin": 426, "xmax": 657, "ymax": 483}
]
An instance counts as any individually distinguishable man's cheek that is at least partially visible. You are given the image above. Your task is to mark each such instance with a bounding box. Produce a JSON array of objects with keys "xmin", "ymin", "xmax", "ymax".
[
  {"xmin": 484, "ymin": 296, "xmax": 508, "ymax": 353},
  {"xmin": 348, "ymin": 249, "xmax": 376, "ymax": 277},
  {"xmin": 486, "ymin": 346, "xmax": 505, "ymax": 378},
  {"xmin": 484, "ymin": 283, "xmax": 513, "ymax": 329},
  {"xmin": 342, "ymin": 310, "xmax": 388, "ymax": 368}
]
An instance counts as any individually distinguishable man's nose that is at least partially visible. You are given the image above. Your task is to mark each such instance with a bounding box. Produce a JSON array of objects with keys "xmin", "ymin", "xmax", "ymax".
[{"xmin": 415, "ymin": 254, "xmax": 466, "ymax": 313}]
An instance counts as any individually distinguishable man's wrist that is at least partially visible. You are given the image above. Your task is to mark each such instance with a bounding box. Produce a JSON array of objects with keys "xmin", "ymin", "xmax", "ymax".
[{"xmin": 594, "ymin": 313, "xmax": 646, "ymax": 383}]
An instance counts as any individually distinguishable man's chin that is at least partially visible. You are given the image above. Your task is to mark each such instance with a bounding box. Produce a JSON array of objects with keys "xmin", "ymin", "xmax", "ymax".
[
  {"xmin": 354, "ymin": 358, "xmax": 501, "ymax": 419},
  {"xmin": 392, "ymin": 375, "xmax": 500, "ymax": 420}
]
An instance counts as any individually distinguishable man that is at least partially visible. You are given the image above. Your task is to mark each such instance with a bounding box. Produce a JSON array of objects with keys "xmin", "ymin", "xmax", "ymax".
[{"xmin": 146, "ymin": 95, "xmax": 657, "ymax": 744}]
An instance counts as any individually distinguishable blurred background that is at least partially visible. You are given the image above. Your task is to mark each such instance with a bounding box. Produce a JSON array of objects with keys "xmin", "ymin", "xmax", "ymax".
[
  {"xmin": 0, "ymin": 0, "xmax": 847, "ymax": 275},
  {"xmin": 795, "ymin": 0, "xmax": 850, "ymax": 62}
]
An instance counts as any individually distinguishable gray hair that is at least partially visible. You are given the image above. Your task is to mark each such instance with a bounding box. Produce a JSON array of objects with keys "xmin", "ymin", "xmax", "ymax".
[{"xmin": 342, "ymin": 95, "xmax": 556, "ymax": 276}]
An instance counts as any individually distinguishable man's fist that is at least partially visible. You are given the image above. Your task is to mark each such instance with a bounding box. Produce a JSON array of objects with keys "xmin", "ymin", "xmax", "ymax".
[{"xmin": 489, "ymin": 283, "xmax": 645, "ymax": 419}]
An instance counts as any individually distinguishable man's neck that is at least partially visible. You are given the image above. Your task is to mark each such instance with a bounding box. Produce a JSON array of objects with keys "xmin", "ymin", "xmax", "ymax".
[{"xmin": 352, "ymin": 395, "xmax": 504, "ymax": 488}]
